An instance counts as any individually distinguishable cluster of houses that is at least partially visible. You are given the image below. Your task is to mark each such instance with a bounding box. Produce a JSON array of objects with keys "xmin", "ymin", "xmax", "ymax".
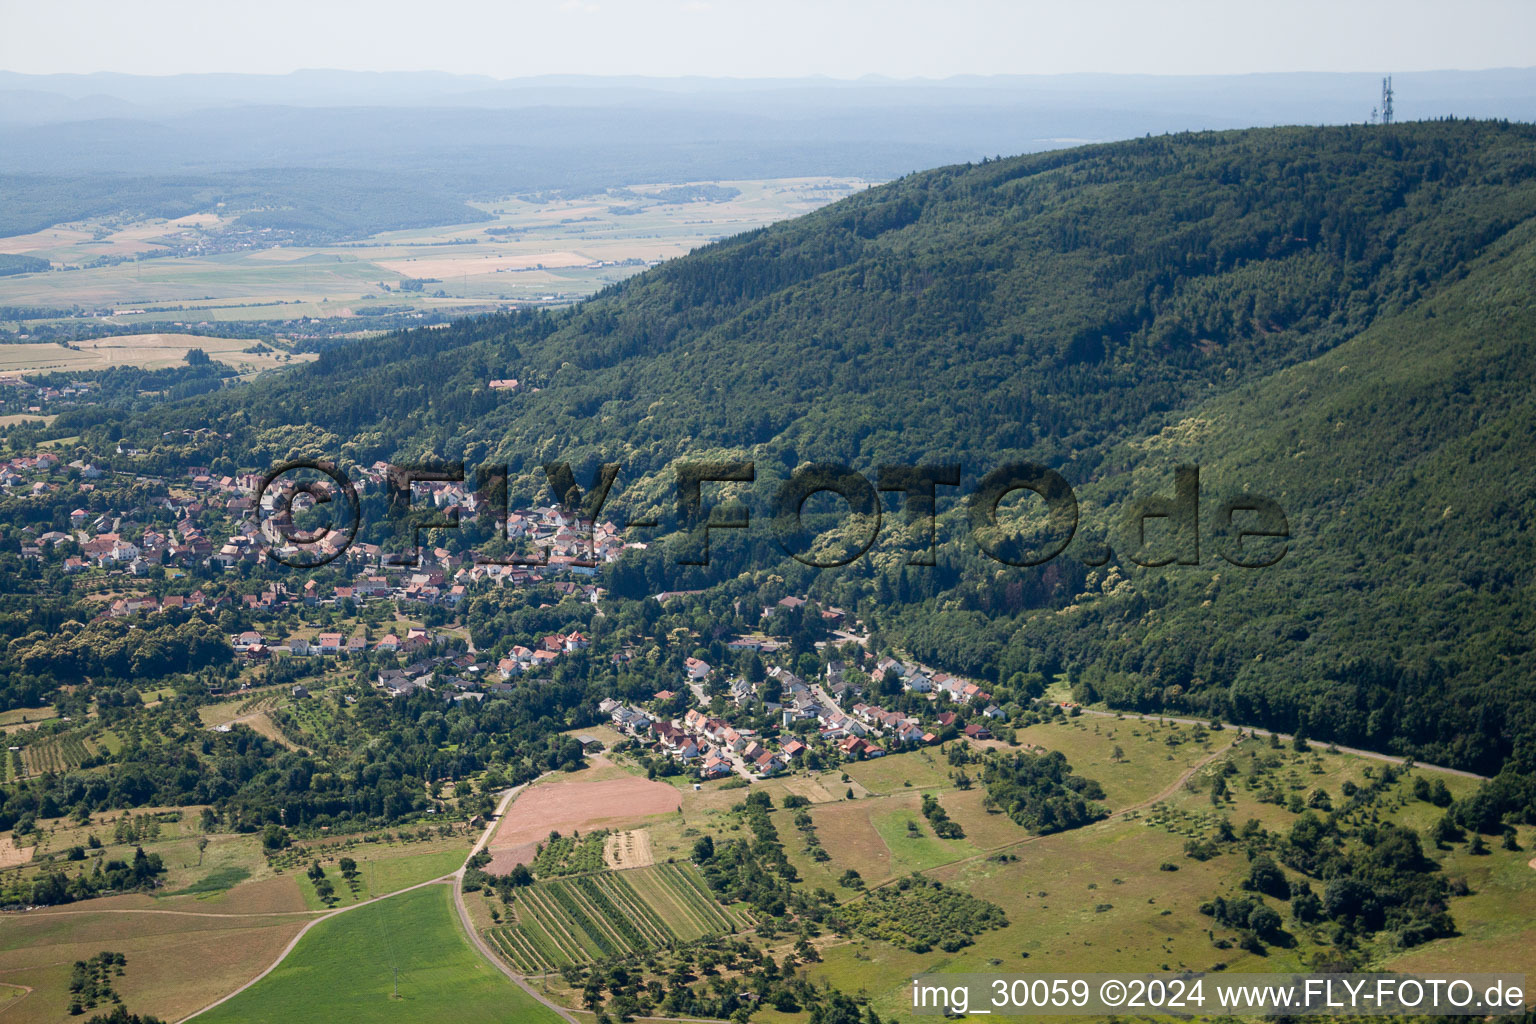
[
  {"xmin": 374, "ymin": 653, "xmax": 491, "ymax": 703},
  {"xmin": 231, "ymin": 624, "xmax": 446, "ymax": 662},
  {"xmin": 758, "ymin": 594, "xmax": 850, "ymax": 627},
  {"xmin": 19, "ymin": 504, "xmax": 220, "ymax": 577},
  {"xmin": 11, "ymin": 469, "xmax": 616, "ymax": 635},
  {"xmin": 772, "ymin": 667, "xmax": 911, "ymax": 759},
  {"xmin": 872, "ymin": 656, "xmax": 997, "ymax": 705},
  {"xmin": 15, "ymin": 453, "xmax": 629, "ymax": 620},
  {"xmin": 0, "ymin": 375, "xmax": 96, "ymax": 421},
  {"xmin": 595, "ymin": 649, "xmax": 1006, "ymax": 783},
  {"xmin": 259, "ymin": 467, "xmax": 628, "ymax": 578},
  {"xmin": 495, "ymin": 631, "xmax": 589, "ymax": 677},
  {"xmin": 2, "ymin": 451, "xmax": 109, "ymax": 496},
  {"xmin": 600, "ymin": 696, "xmax": 798, "ymax": 780}
]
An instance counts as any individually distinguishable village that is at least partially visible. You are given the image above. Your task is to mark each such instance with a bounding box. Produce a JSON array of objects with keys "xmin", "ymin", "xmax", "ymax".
[
  {"xmin": 598, "ymin": 647, "xmax": 1005, "ymax": 783},
  {"xmin": 2, "ymin": 446, "xmax": 618, "ymax": 621},
  {"xmin": 4, "ymin": 436, "xmax": 1021, "ymax": 790}
]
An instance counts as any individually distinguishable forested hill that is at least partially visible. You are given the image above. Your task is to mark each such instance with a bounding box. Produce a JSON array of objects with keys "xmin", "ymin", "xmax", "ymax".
[
  {"xmin": 110, "ymin": 121, "xmax": 1536, "ymax": 482},
  {"xmin": 86, "ymin": 120, "xmax": 1536, "ymax": 775}
]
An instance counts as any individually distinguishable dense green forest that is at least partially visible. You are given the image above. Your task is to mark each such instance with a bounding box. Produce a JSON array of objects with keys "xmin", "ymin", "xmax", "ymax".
[{"xmin": 45, "ymin": 120, "xmax": 1536, "ymax": 784}]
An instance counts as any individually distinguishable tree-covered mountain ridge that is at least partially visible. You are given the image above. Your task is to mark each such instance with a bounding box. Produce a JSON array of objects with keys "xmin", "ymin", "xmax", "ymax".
[
  {"xmin": 84, "ymin": 120, "xmax": 1536, "ymax": 780},
  {"xmin": 111, "ymin": 120, "xmax": 1536, "ymax": 483}
]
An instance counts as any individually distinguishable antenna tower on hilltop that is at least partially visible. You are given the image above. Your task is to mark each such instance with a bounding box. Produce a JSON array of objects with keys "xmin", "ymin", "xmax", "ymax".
[{"xmin": 1381, "ymin": 76, "xmax": 1394, "ymax": 124}]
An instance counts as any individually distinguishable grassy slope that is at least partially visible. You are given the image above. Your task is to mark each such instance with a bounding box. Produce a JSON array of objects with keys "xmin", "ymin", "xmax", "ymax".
[
  {"xmin": 196, "ymin": 883, "xmax": 561, "ymax": 1024},
  {"xmin": 789, "ymin": 730, "xmax": 1536, "ymax": 1020}
]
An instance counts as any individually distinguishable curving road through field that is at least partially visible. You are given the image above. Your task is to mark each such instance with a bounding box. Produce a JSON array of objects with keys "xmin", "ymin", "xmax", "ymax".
[{"xmin": 174, "ymin": 783, "xmax": 533, "ymax": 1023}]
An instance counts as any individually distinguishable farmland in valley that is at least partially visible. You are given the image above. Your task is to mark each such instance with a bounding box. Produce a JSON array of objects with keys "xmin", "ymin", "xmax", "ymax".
[
  {"xmin": 485, "ymin": 758, "xmax": 682, "ymax": 873},
  {"xmin": 524, "ymin": 719, "xmax": 1536, "ymax": 1023},
  {"xmin": 0, "ymin": 334, "xmax": 310, "ymax": 375},
  {"xmin": 0, "ymin": 178, "xmax": 875, "ymax": 338}
]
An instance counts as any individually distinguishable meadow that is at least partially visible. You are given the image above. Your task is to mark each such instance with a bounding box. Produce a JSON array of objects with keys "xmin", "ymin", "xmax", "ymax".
[
  {"xmin": 526, "ymin": 718, "xmax": 1535, "ymax": 1022},
  {"xmin": 195, "ymin": 883, "xmax": 561, "ymax": 1024},
  {"xmin": 289, "ymin": 837, "xmax": 472, "ymax": 911},
  {"xmin": 793, "ymin": 725, "xmax": 1534, "ymax": 1021},
  {"xmin": 3, "ymin": 719, "xmax": 1531, "ymax": 1023}
]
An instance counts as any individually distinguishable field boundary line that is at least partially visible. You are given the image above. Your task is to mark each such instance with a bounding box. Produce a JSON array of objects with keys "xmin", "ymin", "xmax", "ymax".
[
  {"xmin": 173, "ymin": 872, "xmax": 456, "ymax": 1022},
  {"xmin": 18, "ymin": 908, "xmax": 318, "ymax": 920},
  {"xmin": 452, "ymin": 781, "xmax": 581, "ymax": 1023}
]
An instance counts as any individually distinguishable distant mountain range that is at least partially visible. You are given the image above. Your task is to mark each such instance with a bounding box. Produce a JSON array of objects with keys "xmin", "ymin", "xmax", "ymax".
[
  {"xmin": 4, "ymin": 68, "xmax": 1534, "ymax": 242},
  {"xmin": 4, "ymin": 68, "xmax": 1536, "ymax": 176}
]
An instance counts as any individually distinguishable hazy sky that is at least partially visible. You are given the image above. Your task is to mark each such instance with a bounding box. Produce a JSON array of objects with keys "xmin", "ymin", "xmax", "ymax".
[{"xmin": 2, "ymin": 0, "xmax": 1533, "ymax": 78}]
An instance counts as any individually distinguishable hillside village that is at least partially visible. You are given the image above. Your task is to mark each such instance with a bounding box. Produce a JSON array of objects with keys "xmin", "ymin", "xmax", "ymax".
[
  {"xmin": 597, "ymin": 651, "xmax": 1001, "ymax": 783},
  {"xmin": 3, "ymin": 447, "xmax": 615, "ymax": 624},
  {"xmin": 1, "ymin": 433, "xmax": 1038, "ymax": 799}
]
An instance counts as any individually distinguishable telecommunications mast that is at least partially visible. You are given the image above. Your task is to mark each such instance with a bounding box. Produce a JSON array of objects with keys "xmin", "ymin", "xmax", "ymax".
[{"xmin": 1381, "ymin": 76, "xmax": 1394, "ymax": 124}]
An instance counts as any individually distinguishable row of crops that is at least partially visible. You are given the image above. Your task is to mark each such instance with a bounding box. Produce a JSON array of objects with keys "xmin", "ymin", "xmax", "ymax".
[
  {"xmin": 20, "ymin": 734, "xmax": 96, "ymax": 777},
  {"xmin": 488, "ymin": 863, "xmax": 748, "ymax": 974},
  {"xmin": 237, "ymin": 691, "xmax": 284, "ymax": 715}
]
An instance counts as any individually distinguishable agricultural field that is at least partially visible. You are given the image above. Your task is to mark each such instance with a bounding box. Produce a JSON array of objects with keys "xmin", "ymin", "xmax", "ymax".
[
  {"xmin": 0, "ymin": 799, "xmax": 541, "ymax": 1021},
  {"xmin": 0, "ymin": 815, "xmax": 326, "ymax": 1020},
  {"xmin": 841, "ymin": 747, "xmax": 953, "ymax": 794},
  {"xmin": 500, "ymin": 719, "xmax": 1536, "ymax": 1022},
  {"xmin": 0, "ymin": 706, "xmax": 57, "ymax": 729},
  {"xmin": 196, "ymin": 883, "xmax": 561, "ymax": 1024},
  {"xmin": 487, "ymin": 862, "xmax": 747, "ymax": 974},
  {"xmin": 197, "ymin": 687, "xmax": 291, "ymax": 728},
  {"xmin": 18, "ymin": 733, "xmax": 100, "ymax": 777},
  {"xmin": 0, "ymin": 178, "xmax": 875, "ymax": 333},
  {"xmin": 0, "ymin": 898, "xmax": 309, "ymax": 1023},
  {"xmin": 485, "ymin": 758, "xmax": 682, "ymax": 873},
  {"xmin": 788, "ymin": 728, "xmax": 1536, "ymax": 1021},
  {"xmin": 531, "ymin": 829, "xmax": 610, "ymax": 878},
  {"xmin": 6, "ymin": 716, "xmax": 128, "ymax": 780},
  {"xmin": 1, "ymin": 809, "xmax": 309, "ymax": 911},
  {"xmin": 0, "ymin": 334, "xmax": 311, "ymax": 375}
]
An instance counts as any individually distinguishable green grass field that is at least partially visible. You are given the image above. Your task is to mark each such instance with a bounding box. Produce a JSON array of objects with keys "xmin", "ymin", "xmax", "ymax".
[
  {"xmin": 196, "ymin": 883, "xmax": 559, "ymax": 1024},
  {"xmin": 294, "ymin": 844, "xmax": 470, "ymax": 910},
  {"xmin": 792, "ymin": 730, "xmax": 1536, "ymax": 1021}
]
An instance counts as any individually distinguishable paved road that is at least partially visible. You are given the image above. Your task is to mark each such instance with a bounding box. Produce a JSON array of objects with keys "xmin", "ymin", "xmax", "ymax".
[
  {"xmin": 451, "ymin": 784, "xmax": 582, "ymax": 1024},
  {"xmin": 811, "ymin": 682, "xmax": 844, "ymax": 717}
]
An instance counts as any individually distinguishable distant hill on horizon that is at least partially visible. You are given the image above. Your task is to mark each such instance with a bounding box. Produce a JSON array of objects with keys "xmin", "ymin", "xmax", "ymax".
[{"xmin": 5, "ymin": 68, "xmax": 1534, "ymax": 243}]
